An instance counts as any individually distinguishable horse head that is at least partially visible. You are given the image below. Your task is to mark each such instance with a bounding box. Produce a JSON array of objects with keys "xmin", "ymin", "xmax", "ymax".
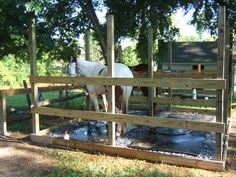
[{"xmin": 67, "ymin": 56, "xmax": 80, "ymax": 77}]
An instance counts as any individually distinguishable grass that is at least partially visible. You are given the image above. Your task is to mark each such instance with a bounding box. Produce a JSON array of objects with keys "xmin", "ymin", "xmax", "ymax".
[
  {"xmin": 7, "ymin": 90, "xmax": 86, "ymax": 134},
  {"xmin": 40, "ymin": 147, "xmax": 235, "ymax": 177}
]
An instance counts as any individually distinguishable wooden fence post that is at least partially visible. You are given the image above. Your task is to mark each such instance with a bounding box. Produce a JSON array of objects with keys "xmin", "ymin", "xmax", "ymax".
[
  {"xmin": 224, "ymin": 20, "xmax": 230, "ymax": 123},
  {"xmin": 107, "ymin": 15, "xmax": 116, "ymax": 145},
  {"xmin": 168, "ymin": 42, "xmax": 173, "ymax": 111},
  {"xmin": 216, "ymin": 6, "xmax": 226, "ymax": 161},
  {"xmin": 117, "ymin": 45, "xmax": 123, "ymax": 63},
  {"xmin": 29, "ymin": 17, "xmax": 40, "ymax": 135},
  {"xmin": 85, "ymin": 30, "xmax": 90, "ymax": 61},
  {"xmin": 85, "ymin": 30, "xmax": 91, "ymax": 110},
  {"xmin": 23, "ymin": 80, "xmax": 31, "ymax": 109},
  {"xmin": 0, "ymin": 95, "xmax": 7, "ymax": 135},
  {"xmin": 148, "ymin": 27, "xmax": 154, "ymax": 116}
]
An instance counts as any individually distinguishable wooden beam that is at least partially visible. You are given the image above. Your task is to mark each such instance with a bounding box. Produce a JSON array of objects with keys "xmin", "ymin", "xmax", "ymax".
[
  {"xmin": 225, "ymin": 20, "xmax": 230, "ymax": 120},
  {"xmin": 168, "ymin": 42, "xmax": 173, "ymax": 111},
  {"xmin": 85, "ymin": 30, "xmax": 90, "ymax": 61},
  {"xmin": 171, "ymin": 89, "xmax": 216, "ymax": 95},
  {"xmin": 0, "ymin": 95, "xmax": 7, "ymax": 135},
  {"xmin": 30, "ymin": 76, "xmax": 226, "ymax": 89},
  {"xmin": 148, "ymin": 27, "xmax": 154, "ymax": 116},
  {"xmin": 215, "ymin": 6, "xmax": 226, "ymax": 161},
  {"xmin": 117, "ymin": 45, "xmax": 122, "ymax": 63},
  {"xmin": 29, "ymin": 17, "xmax": 39, "ymax": 135},
  {"xmin": 133, "ymin": 70, "xmax": 218, "ymax": 79},
  {"xmin": 172, "ymin": 107, "xmax": 216, "ymax": 115},
  {"xmin": 107, "ymin": 15, "xmax": 116, "ymax": 145},
  {"xmin": 30, "ymin": 134, "xmax": 225, "ymax": 171},
  {"xmin": 31, "ymin": 107, "xmax": 225, "ymax": 133},
  {"xmin": 0, "ymin": 85, "xmax": 80, "ymax": 97},
  {"xmin": 29, "ymin": 18, "xmax": 37, "ymax": 76},
  {"xmin": 129, "ymin": 96, "xmax": 216, "ymax": 107},
  {"xmin": 37, "ymin": 93, "xmax": 83, "ymax": 107}
]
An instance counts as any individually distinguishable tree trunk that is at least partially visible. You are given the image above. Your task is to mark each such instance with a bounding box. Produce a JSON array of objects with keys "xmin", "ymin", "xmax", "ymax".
[{"xmin": 78, "ymin": 0, "xmax": 108, "ymax": 64}]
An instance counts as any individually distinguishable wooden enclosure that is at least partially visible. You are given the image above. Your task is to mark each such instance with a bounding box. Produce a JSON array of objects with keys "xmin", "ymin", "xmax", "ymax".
[
  {"xmin": 0, "ymin": 84, "xmax": 82, "ymax": 135},
  {"xmin": 30, "ymin": 75, "xmax": 226, "ymax": 171},
  {"xmin": 28, "ymin": 6, "xmax": 232, "ymax": 171}
]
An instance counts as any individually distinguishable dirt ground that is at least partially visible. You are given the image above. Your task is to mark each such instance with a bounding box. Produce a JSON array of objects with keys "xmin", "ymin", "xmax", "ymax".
[
  {"xmin": 0, "ymin": 120, "xmax": 236, "ymax": 177},
  {"xmin": 0, "ymin": 135, "xmax": 56, "ymax": 177}
]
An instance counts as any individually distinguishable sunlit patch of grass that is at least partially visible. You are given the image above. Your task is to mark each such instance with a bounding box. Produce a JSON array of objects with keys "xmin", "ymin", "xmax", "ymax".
[
  {"xmin": 173, "ymin": 105, "xmax": 215, "ymax": 110},
  {"xmin": 42, "ymin": 148, "xmax": 236, "ymax": 177}
]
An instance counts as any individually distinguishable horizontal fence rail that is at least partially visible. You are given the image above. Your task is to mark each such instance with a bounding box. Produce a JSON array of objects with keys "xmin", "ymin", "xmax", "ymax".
[
  {"xmin": 31, "ymin": 107, "xmax": 225, "ymax": 133},
  {"xmin": 133, "ymin": 70, "xmax": 218, "ymax": 79},
  {"xmin": 30, "ymin": 76, "xmax": 226, "ymax": 89},
  {"xmin": 130, "ymin": 96, "xmax": 217, "ymax": 107},
  {"xmin": 0, "ymin": 85, "xmax": 82, "ymax": 97}
]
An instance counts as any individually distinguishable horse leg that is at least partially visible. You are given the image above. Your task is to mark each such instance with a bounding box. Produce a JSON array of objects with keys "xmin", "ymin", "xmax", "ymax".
[
  {"xmin": 120, "ymin": 97, "xmax": 128, "ymax": 134},
  {"xmin": 89, "ymin": 93, "xmax": 100, "ymax": 112},
  {"xmin": 101, "ymin": 94, "xmax": 108, "ymax": 113},
  {"xmin": 89, "ymin": 93, "xmax": 101, "ymax": 127}
]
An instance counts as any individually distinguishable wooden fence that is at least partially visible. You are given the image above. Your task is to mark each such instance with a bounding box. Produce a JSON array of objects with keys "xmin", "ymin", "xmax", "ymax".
[
  {"xmin": 30, "ymin": 75, "xmax": 226, "ymax": 171},
  {"xmin": 0, "ymin": 84, "xmax": 82, "ymax": 135}
]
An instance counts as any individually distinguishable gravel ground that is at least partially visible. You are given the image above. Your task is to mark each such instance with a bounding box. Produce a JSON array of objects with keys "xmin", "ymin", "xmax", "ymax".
[{"xmin": 47, "ymin": 110, "xmax": 222, "ymax": 160}]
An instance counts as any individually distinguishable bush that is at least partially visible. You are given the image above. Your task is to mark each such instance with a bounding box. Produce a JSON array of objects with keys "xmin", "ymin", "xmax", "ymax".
[{"xmin": 0, "ymin": 54, "xmax": 66, "ymax": 89}]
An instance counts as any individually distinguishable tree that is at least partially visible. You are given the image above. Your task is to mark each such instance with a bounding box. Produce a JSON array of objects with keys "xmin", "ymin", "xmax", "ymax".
[{"xmin": 0, "ymin": 0, "xmax": 235, "ymax": 64}]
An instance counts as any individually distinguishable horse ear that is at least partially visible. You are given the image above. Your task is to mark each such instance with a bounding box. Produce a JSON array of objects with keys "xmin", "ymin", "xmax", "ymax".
[
  {"xmin": 68, "ymin": 56, "xmax": 73, "ymax": 63},
  {"xmin": 68, "ymin": 56, "xmax": 76, "ymax": 63}
]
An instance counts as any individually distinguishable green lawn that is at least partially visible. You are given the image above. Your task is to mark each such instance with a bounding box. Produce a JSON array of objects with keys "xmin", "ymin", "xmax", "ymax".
[{"xmin": 7, "ymin": 90, "xmax": 86, "ymax": 133}]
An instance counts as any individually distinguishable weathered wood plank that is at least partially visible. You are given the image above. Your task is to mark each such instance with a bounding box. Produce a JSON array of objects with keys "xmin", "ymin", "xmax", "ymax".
[
  {"xmin": 215, "ymin": 6, "xmax": 226, "ymax": 161},
  {"xmin": 30, "ymin": 134, "xmax": 225, "ymax": 171},
  {"xmin": 32, "ymin": 83, "xmax": 40, "ymax": 135},
  {"xmin": 37, "ymin": 93, "xmax": 83, "ymax": 107},
  {"xmin": 0, "ymin": 95, "xmax": 7, "ymax": 135},
  {"xmin": 0, "ymin": 85, "xmax": 81, "ymax": 97},
  {"xmin": 133, "ymin": 71, "xmax": 218, "ymax": 79},
  {"xmin": 31, "ymin": 107, "xmax": 225, "ymax": 133},
  {"xmin": 172, "ymin": 107, "xmax": 216, "ymax": 115},
  {"xmin": 107, "ymin": 15, "xmax": 116, "ymax": 145},
  {"xmin": 30, "ymin": 76, "xmax": 226, "ymax": 89},
  {"xmin": 129, "ymin": 96, "xmax": 216, "ymax": 107},
  {"xmin": 171, "ymin": 89, "xmax": 216, "ymax": 95},
  {"xmin": 148, "ymin": 27, "xmax": 154, "ymax": 116}
]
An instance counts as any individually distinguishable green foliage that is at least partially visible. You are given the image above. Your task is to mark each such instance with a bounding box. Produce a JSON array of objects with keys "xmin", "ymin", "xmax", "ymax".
[
  {"xmin": 0, "ymin": 62, "xmax": 18, "ymax": 89},
  {"xmin": 0, "ymin": 0, "xmax": 235, "ymax": 64},
  {"xmin": 0, "ymin": 54, "xmax": 66, "ymax": 89},
  {"xmin": 0, "ymin": 55, "xmax": 29, "ymax": 89},
  {"xmin": 177, "ymin": 35, "xmax": 215, "ymax": 42},
  {"xmin": 86, "ymin": 32, "xmax": 103, "ymax": 62},
  {"xmin": 122, "ymin": 45, "xmax": 141, "ymax": 66}
]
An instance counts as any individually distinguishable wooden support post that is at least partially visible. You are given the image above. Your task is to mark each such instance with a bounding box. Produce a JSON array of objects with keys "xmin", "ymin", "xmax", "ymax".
[
  {"xmin": 29, "ymin": 17, "xmax": 40, "ymax": 135},
  {"xmin": 85, "ymin": 30, "xmax": 91, "ymax": 110},
  {"xmin": 232, "ymin": 64, "xmax": 235, "ymax": 97},
  {"xmin": 23, "ymin": 80, "xmax": 31, "ymax": 109},
  {"xmin": 168, "ymin": 42, "xmax": 173, "ymax": 111},
  {"xmin": 118, "ymin": 45, "xmax": 122, "ymax": 63},
  {"xmin": 107, "ymin": 15, "xmax": 116, "ymax": 145},
  {"xmin": 148, "ymin": 28, "xmax": 154, "ymax": 116},
  {"xmin": 0, "ymin": 95, "xmax": 7, "ymax": 135},
  {"xmin": 216, "ymin": 6, "xmax": 226, "ymax": 161},
  {"xmin": 227, "ymin": 22, "xmax": 233, "ymax": 118},
  {"xmin": 224, "ymin": 20, "xmax": 230, "ymax": 122},
  {"xmin": 85, "ymin": 30, "xmax": 90, "ymax": 61}
]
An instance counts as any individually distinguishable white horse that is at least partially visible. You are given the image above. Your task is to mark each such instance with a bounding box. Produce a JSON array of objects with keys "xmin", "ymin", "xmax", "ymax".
[{"xmin": 67, "ymin": 57, "xmax": 133, "ymax": 134}]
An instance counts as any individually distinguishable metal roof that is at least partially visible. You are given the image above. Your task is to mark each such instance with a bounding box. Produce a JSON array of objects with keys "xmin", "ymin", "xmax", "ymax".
[{"xmin": 161, "ymin": 42, "xmax": 236, "ymax": 64}]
